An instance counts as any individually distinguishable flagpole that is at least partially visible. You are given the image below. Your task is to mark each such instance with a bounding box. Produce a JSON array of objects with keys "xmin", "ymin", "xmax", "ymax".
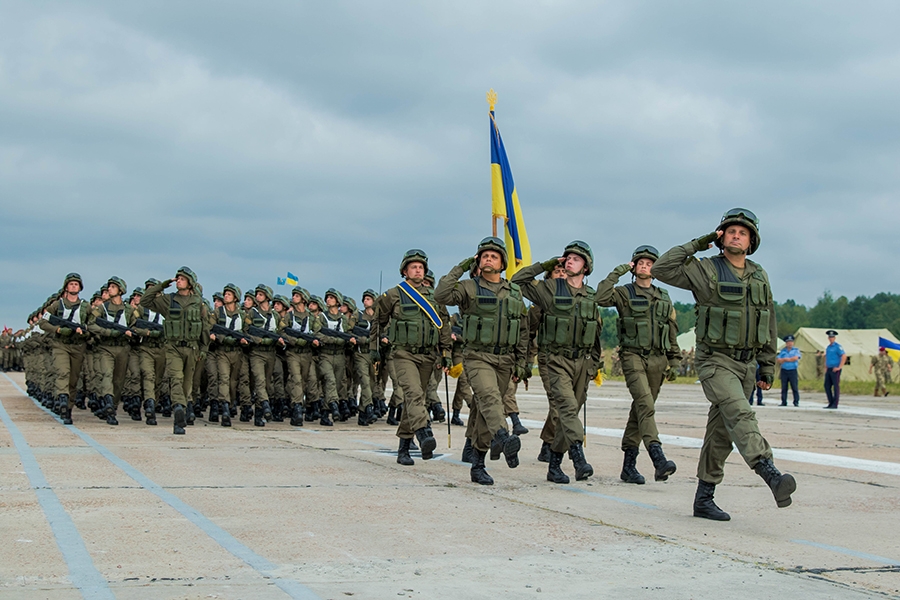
[{"xmin": 488, "ymin": 88, "xmax": 498, "ymax": 238}]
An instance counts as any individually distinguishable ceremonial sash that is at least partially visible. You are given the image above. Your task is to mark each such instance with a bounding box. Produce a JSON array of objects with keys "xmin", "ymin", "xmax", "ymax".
[{"xmin": 398, "ymin": 281, "xmax": 443, "ymax": 329}]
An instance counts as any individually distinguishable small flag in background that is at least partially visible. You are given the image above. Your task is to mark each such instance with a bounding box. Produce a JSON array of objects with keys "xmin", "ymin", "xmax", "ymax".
[
  {"xmin": 286, "ymin": 272, "xmax": 298, "ymax": 286},
  {"xmin": 276, "ymin": 277, "xmax": 287, "ymax": 286},
  {"xmin": 879, "ymin": 337, "xmax": 900, "ymax": 363}
]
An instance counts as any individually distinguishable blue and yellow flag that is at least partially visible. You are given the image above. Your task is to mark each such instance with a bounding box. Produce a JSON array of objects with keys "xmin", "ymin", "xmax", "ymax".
[
  {"xmin": 879, "ymin": 337, "xmax": 900, "ymax": 363},
  {"xmin": 490, "ymin": 92, "xmax": 531, "ymax": 277},
  {"xmin": 276, "ymin": 277, "xmax": 287, "ymax": 286},
  {"xmin": 286, "ymin": 272, "xmax": 298, "ymax": 286}
]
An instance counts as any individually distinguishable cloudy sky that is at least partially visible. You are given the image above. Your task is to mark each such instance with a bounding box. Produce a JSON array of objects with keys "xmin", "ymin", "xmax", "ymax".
[{"xmin": 2, "ymin": 1, "xmax": 899, "ymax": 327}]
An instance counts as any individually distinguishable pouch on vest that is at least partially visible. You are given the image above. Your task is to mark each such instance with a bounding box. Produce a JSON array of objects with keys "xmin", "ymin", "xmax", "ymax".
[{"xmin": 724, "ymin": 310, "xmax": 742, "ymax": 346}]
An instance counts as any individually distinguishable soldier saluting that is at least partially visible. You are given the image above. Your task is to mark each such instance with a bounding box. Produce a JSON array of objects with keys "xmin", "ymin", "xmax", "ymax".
[
  {"xmin": 435, "ymin": 237, "xmax": 529, "ymax": 485},
  {"xmin": 512, "ymin": 241, "xmax": 602, "ymax": 484},
  {"xmin": 376, "ymin": 249, "xmax": 452, "ymax": 466},
  {"xmin": 595, "ymin": 245, "xmax": 679, "ymax": 485},
  {"xmin": 652, "ymin": 208, "xmax": 796, "ymax": 520}
]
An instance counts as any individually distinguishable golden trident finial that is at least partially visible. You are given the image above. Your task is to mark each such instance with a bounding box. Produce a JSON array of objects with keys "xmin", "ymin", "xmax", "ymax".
[{"xmin": 487, "ymin": 89, "xmax": 497, "ymax": 111}]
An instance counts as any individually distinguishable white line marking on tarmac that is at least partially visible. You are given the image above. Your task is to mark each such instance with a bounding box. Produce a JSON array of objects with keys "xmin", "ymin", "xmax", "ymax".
[{"xmin": 792, "ymin": 539, "xmax": 900, "ymax": 565}]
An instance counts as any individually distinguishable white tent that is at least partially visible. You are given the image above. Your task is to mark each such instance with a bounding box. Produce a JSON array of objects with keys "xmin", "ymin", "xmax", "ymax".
[{"xmin": 792, "ymin": 328, "xmax": 899, "ymax": 382}]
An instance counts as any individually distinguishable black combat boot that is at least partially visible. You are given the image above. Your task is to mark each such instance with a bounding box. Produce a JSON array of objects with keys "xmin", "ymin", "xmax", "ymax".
[
  {"xmin": 537, "ymin": 441, "xmax": 551, "ymax": 463},
  {"xmin": 620, "ymin": 447, "xmax": 645, "ymax": 484},
  {"xmin": 753, "ymin": 458, "xmax": 797, "ymax": 508},
  {"xmin": 451, "ymin": 409, "xmax": 464, "ymax": 426},
  {"xmin": 290, "ymin": 404, "xmax": 304, "ymax": 426},
  {"xmin": 329, "ymin": 401, "xmax": 340, "ymax": 420},
  {"xmin": 106, "ymin": 409, "xmax": 118, "ymax": 426},
  {"xmin": 357, "ymin": 406, "xmax": 370, "ymax": 426},
  {"xmin": 377, "ymin": 398, "xmax": 389, "ymax": 417},
  {"xmin": 254, "ymin": 405, "xmax": 266, "ymax": 427},
  {"xmin": 62, "ymin": 404, "xmax": 73, "ymax": 426},
  {"xmin": 75, "ymin": 392, "xmax": 86, "ymax": 410},
  {"xmin": 547, "ymin": 451, "xmax": 570, "ymax": 484},
  {"xmin": 431, "ymin": 401, "xmax": 446, "ymax": 423},
  {"xmin": 386, "ymin": 406, "xmax": 399, "ymax": 425},
  {"xmin": 415, "ymin": 427, "xmax": 437, "ymax": 460},
  {"xmin": 220, "ymin": 403, "xmax": 231, "ymax": 427},
  {"xmin": 130, "ymin": 398, "xmax": 142, "ymax": 421},
  {"xmin": 509, "ymin": 413, "xmax": 529, "ymax": 435},
  {"xmin": 87, "ymin": 393, "xmax": 99, "ymax": 414},
  {"xmin": 161, "ymin": 395, "xmax": 172, "ymax": 417},
  {"xmin": 52, "ymin": 395, "xmax": 63, "ymax": 414},
  {"xmin": 397, "ymin": 438, "xmax": 414, "ymax": 466},
  {"xmin": 347, "ymin": 397, "xmax": 358, "ymax": 417},
  {"xmin": 470, "ymin": 449, "xmax": 494, "ymax": 485},
  {"xmin": 396, "ymin": 404, "xmax": 403, "ymax": 422},
  {"xmin": 461, "ymin": 438, "xmax": 474, "ymax": 463},
  {"xmin": 364, "ymin": 403, "xmax": 376, "ymax": 425},
  {"xmin": 648, "ymin": 443, "xmax": 677, "ymax": 482},
  {"xmin": 271, "ymin": 399, "xmax": 284, "ymax": 422},
  {"xmin": 319, "ymin": 407, "xmax": 334, "ymax": 426},
  {"xmin": 193, "ymin": 400, "xmax": 204, "ymax": 418},
  {"xmin": 693, "ymin": 479, "xmax": 730, "ymax": 521},
  {"xmin": 103, "ymin": 394, "xmax": 115, "ymax": 418},
  {"xmin": 338, "ymin": 400, "xmax": 350, "ymax": 422},
  {"xmin": 173, "ymin": 404, "xmax": 186, "ymax": 435},
  {"xmin": 230, "ymin": 403, "xmax": 237, "ymax": 417},
  {"xmin": 56, "ymin": 394, "xmax": 69, "ymax": 417},
  {"xmin": 282, "ymin": 399, "xmax": 291, "ymax": 419},
  {"xmin": 144, "ymin": 399, "xmax": 157, "ymax": 426},
  {"xmin": 490, "ymin": 429, "xmax": 521, "ymax": 468},
  {"xmin": 569, "ymin": 441, "xmax": 593, "ymax": 481},
  {"xmin": 185, "ymin": 402, "xmax": 195, "ymax": 426},
  {"xmin": 239, "ymin": 404, "xmax": 252, "ymax": 422},
  {"xmin": 209, "ymin": 400, "xmax": 220, "ymax": 423},
  {"xmin": 261, "ymin": 400, "xmax": 273, "ymax": 421}
]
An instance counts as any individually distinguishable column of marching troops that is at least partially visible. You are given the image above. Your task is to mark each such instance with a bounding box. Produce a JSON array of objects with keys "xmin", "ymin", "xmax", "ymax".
[{"xmin": 10, "ymin": 208, "xmax": 798, "ymax": 520}]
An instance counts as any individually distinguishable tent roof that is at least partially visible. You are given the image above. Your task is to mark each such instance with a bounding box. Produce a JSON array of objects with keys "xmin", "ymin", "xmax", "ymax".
[{"xmin": 794, "ymin": 328, "xmax": 899, "ymax": 354}]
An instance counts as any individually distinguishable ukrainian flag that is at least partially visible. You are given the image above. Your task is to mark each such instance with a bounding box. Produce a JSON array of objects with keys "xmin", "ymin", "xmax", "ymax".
[
  {"xmin": 490, "ymin": 103, "xmax": 531, "ymax": 277},
  {"xmin": 286, "ymin": 272, "xmax": 298, "ymax": 286},
  {"xmin": 879, "ymin": 337, "xmax": 900, "ymax": 363}
]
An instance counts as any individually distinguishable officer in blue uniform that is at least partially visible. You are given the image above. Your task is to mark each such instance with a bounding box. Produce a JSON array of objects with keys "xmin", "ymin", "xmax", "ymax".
[
  {"xmin": 824, "ymin": 330, "xmax": 846, "ymax": 409},
  {"xmin": 776, "ymin": 335, "xmax": 801, "ymax": 406}
]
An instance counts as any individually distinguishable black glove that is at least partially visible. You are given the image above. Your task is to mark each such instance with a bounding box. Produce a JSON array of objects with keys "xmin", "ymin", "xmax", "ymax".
[
  {"xmin": 458, "ymin": 256, "xmax": 476, "ymax": 271},
  {"xmin": 441, "ymin": 356, "xmax": 452, "ymax": 370},
  {"xmin": 693, "ymin": 231, "xmax": 718, "ymax": 251},
  {"xmin": 761, "ymin": 373, "xmax": 774, "ymax": 386},
  {"xmin": 612, "ymin": 263, "xmax": 631, "ymax": 277}
]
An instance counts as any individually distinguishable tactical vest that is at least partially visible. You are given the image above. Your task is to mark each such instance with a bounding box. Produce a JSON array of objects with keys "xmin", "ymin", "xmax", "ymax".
[
  {"xmin": 537, "ymin": 279, "xmax": 600, "ymax": 351},
  {"xmin": 460, "ymin": 278, "xmax": 524, "ymax": 351},
  {"xmin": 217, "ymin": 306, "xmax": 242, "ymax": 330},
  {"xmin": 388, "ymin": 286, "xmax": 441, "ymax": 349},
  {"xmin": 616, "ymin": 284, "xmax": 672, "ymax": 352},
  {"xmin": 163, "ymin": 294, "xmax": 203, "ymax": 342},
  {"xmin": 101, "ymin": 301, "xmax": 129, "ymax": 327},
  {"xmin": 249, "ymin": 307, "xmax": 277, "ymax": 330},
  {"xmin": 56, "ymin": 300, "xmax": 86, "ymax": 325},
  {"xmin": 695, "ymin": 256, "xmax": 771, "ymax": 350}
]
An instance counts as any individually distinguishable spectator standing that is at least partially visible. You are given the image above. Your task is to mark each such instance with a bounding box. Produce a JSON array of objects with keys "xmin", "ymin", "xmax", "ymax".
[
  {"xmin": 824, "ymin": 330, "xmax": 846, "ymax": 409},
  {"xmin": 777, "ymin": 335, "xmax": 801, "ymax": 406}
]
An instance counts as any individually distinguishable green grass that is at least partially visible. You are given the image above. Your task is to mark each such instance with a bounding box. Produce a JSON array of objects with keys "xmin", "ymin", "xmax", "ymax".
[{"xmin": 601, "ymin": 374, "xmax": 900, "ymax": 395}]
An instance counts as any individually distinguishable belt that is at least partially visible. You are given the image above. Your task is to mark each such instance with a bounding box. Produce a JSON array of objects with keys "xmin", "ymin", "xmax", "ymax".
[
  {"xmin": 620, "ymin": 347, "xmax": 665, "ymax": 357},
  {"xmin": 467, "ymin": 345, "xmax": 513, "ymax": 356},
  {"xmin": 698, "ymin": 343, "xmax": 755, "ymax": 363},
  {"xmin": 102, "ymin": 339, "xmax": 131, "ymax": 347},
  {"xmin": 320, "ymin": 348, "xmax": 345, "ymax": 355},
  {"xmin": 395, "ymin": 345, "xmax": 437, "ymax": 356},
  {"xmin": 172, "ymin": 341, "xmax": 199, "ymax": 349},
  {"xmin": 218, "ymin": 345, "xmax": 242, "ymax": 352},
  {"xmin": 547, "ymin": 347, "xmax": 590, "ymax": 360}
]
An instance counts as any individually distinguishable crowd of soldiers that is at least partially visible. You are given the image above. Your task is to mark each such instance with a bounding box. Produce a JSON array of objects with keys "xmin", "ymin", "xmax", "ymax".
[{"xmin": 9, "ymin": 207, "xmax": 801, "ymax": 520}]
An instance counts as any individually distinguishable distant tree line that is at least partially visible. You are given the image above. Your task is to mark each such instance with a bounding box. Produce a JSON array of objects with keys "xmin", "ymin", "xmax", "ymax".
[{"xmin": 599, "ymin": 293, "xmax": 900, "ymax": 348}]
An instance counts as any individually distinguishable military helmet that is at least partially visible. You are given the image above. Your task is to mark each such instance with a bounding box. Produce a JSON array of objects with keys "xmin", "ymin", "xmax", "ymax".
[
  {"xmin": 132, "ymin": 286, "xmax": 144, "ymax": 297},
  {"xmin": 309, "ymin": 295, "xmax": 324, "ymax": 309},
  {"xmin": 563, "ymin": 240, "xmax": 594, "ymax": 275},
  {"xmin": 631, "ymin": 244, "xmax": 659, "ymax": 266},
  {"xmin": 63, "ymin": 272, "xmax": 84, "ymax": 292},
  {"xmin": 243, "ymin": 289, "xmax": 255, "ymax": 301},
  {"xmin": 400, "ymin": 248, "xmax": 428, "ymax": 275},
  {"xmin": 273, "ymin": 294, "xmax": 290, "ymax": 309},
  {"xmin": 476, "ymin": 236, "xmax": 508, "ymax": 270},
  {"xmin": 425, "ymin": 270, "xmax": 436, "ymax": 286},
  {"xmin": 324, "ymin": 288, "xmax": 344, "ymax": 305},
  {"xmin": 223, "ymin": 283, "xmax": 242, "ymax": 301},
  {"xmin": 176, "ymin": 266, "xmax": 198, "ymax": 289},
  {"xmin": 107, "ymin": 276, "xmax": 127, "ymax": 296},
  {"xmin": 292, "ymin": 286, "xmax": 311, "ymax": 303},
  {"xmin": 255, "ymin": 284, "xmax": 274, "ymax": 301},
  {"xmin": 91, "ymin": 291, "xmax": 102, "ymax": 302},
  {"xmin": 362, "ymin": 288, "xmax": 377, "ymax": 301},
  {"xmin": 344, "ymin": 297, "xmax": 358, "ymax": 313},
  {"xmin": 212, "ymin": 291, "xmax": 225, "ymax": 303},
  {"xmin": 145, "ymin": 277, "xmax": 161, "ymax": 288},
  {"xmin": 715, "ymin": 208, "xmax": 760, "ymax": 255}
]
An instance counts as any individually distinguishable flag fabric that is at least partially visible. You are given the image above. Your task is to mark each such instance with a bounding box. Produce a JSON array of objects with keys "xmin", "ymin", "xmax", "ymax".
[
  {"xmin": 490, "ymin": 110, "xmax": 531, "ymax": 277},
  {"xmin": 276, "ymin": 277, "xmax": 287, "ymax": 286},
  {"xmin": 879, "ymin": 337, "xmax": 900, "ymax": 362},
  {"xmin": 286, "ymin": 272, "xmax": 298, "ymax": 286}
]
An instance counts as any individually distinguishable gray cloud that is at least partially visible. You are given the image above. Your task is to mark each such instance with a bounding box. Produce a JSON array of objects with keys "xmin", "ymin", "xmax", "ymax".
[{"xmin": 1, "ymin": 0, "xmax": 899, "ymax": 327}]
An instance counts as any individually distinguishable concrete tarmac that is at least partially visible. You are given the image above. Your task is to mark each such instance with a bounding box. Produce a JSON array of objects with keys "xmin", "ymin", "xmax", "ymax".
[{"xmin": 2, "ymin": 371, "xmax": 899, "ymax": 599}]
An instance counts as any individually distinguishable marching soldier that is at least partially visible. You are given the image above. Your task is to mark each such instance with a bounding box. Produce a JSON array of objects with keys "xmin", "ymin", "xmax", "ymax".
[
  {"xmin": 652, "ymin": 208, "xmax": 796, "ymax": 520},
  {"xmin": 243, "ymin": 284, "xmax": 283, "ymax": 427},
  {"xmin": 596, "ymin": 245, "xmax": 680, "ymax": 485},
  {"xmin": 347, "ymin": 295, "xmax": 378, "ymax": 426},
  {"xmin": 280, "ymin": 286, "xmax": 320, "ymax": 426},
  {"xmin": 512, "ymin": 241, "xmax": 602, "ymax": 484},
  {"xmin": 435, "ymin": 237, "xmax": 529, "ymax": 485},
  {"xmin": 316, "ymin": 289, "xmax": 351, "ymax": 424},
  {"xmin": 88, "ymin": 276, "xmax": 135, "ymax": 425},
  {"xmin": 141, "ymin": 267, "xmax": 210, "ymax": 435},
  {"xmin": 869, "ymin": 347, "xmax": 893, "ymax": 397},
  {"xmin": 38, "ymin": 273, "xmax": 91, "ymax": 425},
  {"xmin": 133, "ymin": 278, "xmax": 168, "ymax": 422},
  {"xmin": 376, "ymin": 249, "xmax": 452, "ymax": 466},
  {"xmin": 209, "ymin": 283, "xmax": 248, "ymax": 427}
]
